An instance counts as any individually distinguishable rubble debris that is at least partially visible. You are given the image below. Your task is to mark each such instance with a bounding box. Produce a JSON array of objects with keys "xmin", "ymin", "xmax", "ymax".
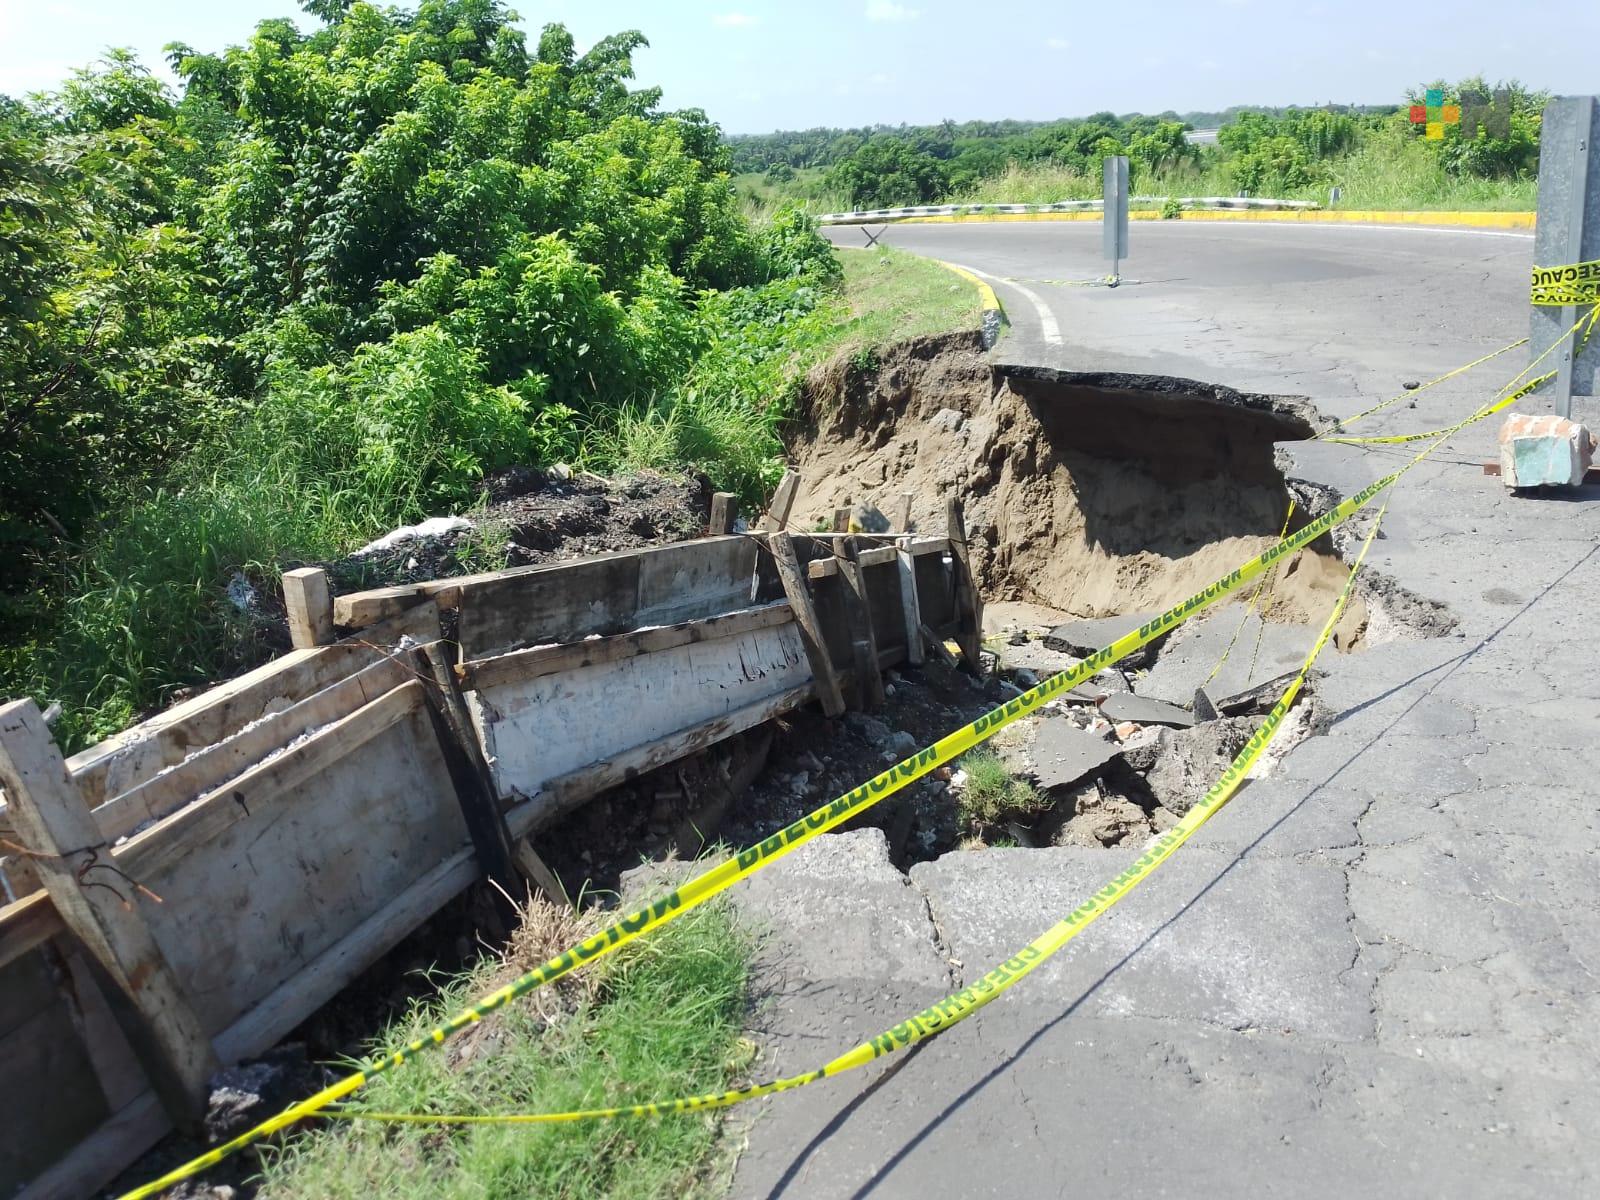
[
  {"xmin": 1015, "ymin": 715, "xmax": 1122, "ymax": 791},
  {"xmin": 1497, "ymin": 413, "xmax": 1597, "ymax": 489},
  {"xmin": 1215, "ymin": 671, "xmax": 1304, "ymax": 716},
  {"xmin": 1100, "ymin": 693, "xmax": 1196, "ymax": 729},
  {"xmin": 1043, "ymin": 612, "xmax": 1168, "ymax": 669},
  {"xmin": 1139, "ymin": 717, "xmax": 1259, "ymax": 815}
]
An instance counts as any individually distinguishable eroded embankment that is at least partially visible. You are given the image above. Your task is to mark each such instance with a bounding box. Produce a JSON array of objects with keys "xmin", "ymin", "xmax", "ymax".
[{"xmin": 786, "ymin": 332, "xmax": 1449, "ymax": 650}]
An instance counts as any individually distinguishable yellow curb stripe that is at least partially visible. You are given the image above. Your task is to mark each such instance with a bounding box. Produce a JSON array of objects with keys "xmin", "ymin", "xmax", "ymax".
[{"xmin": 894, "ymin": 209, "xmax": 1535, "ymax": 229}]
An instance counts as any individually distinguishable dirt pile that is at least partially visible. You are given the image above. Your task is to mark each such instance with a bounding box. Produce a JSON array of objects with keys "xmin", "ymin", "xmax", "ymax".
[{"xmin": 323, "ymin": 468, "xmax": 711, "ymax": 593}]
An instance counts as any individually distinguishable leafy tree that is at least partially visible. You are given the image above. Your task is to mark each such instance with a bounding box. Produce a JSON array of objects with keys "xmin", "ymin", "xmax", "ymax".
[{"xmin": 826, "ymin": 136, "xmax": 949, "ymax": 207}]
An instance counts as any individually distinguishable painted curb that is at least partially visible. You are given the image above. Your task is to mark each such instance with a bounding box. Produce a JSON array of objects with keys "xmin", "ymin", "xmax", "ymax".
[
  {"xmin": 884, "ymin": 209, "xmax": 1535, "ymax": 230},
  {"xmin": 933, "ymin": 259, "xmax": 1005, "ymax": 348}
]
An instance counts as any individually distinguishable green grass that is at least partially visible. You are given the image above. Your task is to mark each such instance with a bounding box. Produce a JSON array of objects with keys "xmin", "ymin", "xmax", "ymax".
[
  {"xmin": 947, "ymin": 143, "xmax": 1535, "ymax": 212},
  {"xmin": 256, "ymin": 898, "xmax": 755, "ymax": 1200},
  {"xmin": 955, "ymin": 748, "xmax": 1047, "ymax": 831},
  {"xmin": 832, "ymin": 247, "xmax": 984, "ymax": 347},
  {"xmin": 732, "ymin": 168, "xmax": 849, "ymax": 220}
]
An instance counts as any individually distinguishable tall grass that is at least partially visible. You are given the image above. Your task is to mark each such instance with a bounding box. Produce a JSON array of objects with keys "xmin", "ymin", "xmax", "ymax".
[
  {"xmin": 947, "ymin": 138, "xmax": 1535, "ymax": 211},
  {"xmin": 256, "ymin": 898, "xmax": 755, "ymax": 1200}
]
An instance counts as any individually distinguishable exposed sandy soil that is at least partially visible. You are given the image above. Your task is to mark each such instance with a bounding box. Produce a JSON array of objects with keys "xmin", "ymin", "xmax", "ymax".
[{"xmin": 784, "ymin": 333, "xmax": 1378, "ymax": 647}]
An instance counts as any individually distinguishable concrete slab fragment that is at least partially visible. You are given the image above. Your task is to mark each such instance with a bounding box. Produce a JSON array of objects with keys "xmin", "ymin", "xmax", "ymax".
[
  {"xmin": 1020, "ymin": 715, "xmax": 1121, "ymax": 789},
  {"xmin": 1043, "ymin": 611, "xmax": 1166, "ymax": 667},
  {"xmin": 1100, "ymin": 692, "xmax": 1196, "ymax": 727}
]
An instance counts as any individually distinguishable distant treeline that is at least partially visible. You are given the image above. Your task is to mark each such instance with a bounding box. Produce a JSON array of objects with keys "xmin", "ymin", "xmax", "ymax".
[{"xmin": 728, "ymin": 83, "xmax": 1544, "ymax": 210}]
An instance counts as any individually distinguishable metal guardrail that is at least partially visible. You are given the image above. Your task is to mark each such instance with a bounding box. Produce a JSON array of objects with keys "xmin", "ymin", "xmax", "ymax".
[{"xmin": 818, "ymin": 196, "xmax": 1320, "ymax": 225}]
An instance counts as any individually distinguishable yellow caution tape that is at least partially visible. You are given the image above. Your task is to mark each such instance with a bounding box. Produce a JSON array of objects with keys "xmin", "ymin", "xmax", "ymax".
[
  {"xmin": 322, "ymin": 496, "xmax": 1391, "ymax": 1131},
  {"xmin": 117, "ymin": 471, "xmax": 1401, "ymax": 1199},
  {"xmin": 1323, "ymin": 370, "xmax": 1554, "ymax": 443},
  {"xmin": 1317, "ymin": 337, "xmax": 1527, "ymax": 439},
  {"xmin": 1530, "ymin": 259, "xmax": 1600, "ymax": 306},
  {"xmin": 117, "ymin": 320, "xmax": 1548, "ymax": 1199}
]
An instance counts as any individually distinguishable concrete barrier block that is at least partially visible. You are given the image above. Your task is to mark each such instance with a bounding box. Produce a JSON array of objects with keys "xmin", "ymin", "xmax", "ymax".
[{"xmin": 1497, "ymin": 414, "xmax": 1596, "ymax": 488}]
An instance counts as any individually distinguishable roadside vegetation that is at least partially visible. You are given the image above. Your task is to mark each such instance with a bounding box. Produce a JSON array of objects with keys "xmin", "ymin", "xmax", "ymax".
[
  {"xmin": 0, "ymin": 2, "xmax": 983, "ymax": 752},
  {"xmin": 953, "ymin": 748, "xmax": 1047, "ymax": 842},
  {"xmin": 258, "ymin": 895, "xmax": 756, "ymax": 1200},
  {"xmin": 729, "ymin": 79, "xmax": 1544, "ymax": 213}
]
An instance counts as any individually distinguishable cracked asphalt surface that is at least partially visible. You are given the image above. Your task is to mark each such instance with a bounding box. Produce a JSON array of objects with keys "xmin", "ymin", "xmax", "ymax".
[{"xmin": 726, "ymin": 221, "xmax": 1600, "ymax": 1198}]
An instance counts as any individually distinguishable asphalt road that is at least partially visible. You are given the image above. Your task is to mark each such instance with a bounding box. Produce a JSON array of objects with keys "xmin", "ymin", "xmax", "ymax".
[{"xmin": 729, "ymin": 220, "xmax": 1600, "ymax": 1198}]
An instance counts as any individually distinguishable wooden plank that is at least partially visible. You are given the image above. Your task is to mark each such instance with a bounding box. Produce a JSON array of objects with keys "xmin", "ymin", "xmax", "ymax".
[
  {"xmin": 416, "ymin": 643, "xmax": 519, "ymax": 915},
  {"xmin": 211, "ymin": 848, "xmax": 477, "ymax": 1063},
  {"xmin": 512, "ymin": 839, "xmax": 566, "ymax": 904},
  {"xmin": 832, "ymin": 506, "xmax": 852, "ymax": 533},
  {"xmin": 282, "ymin": 567, "xmax": 334, "ymax": 649},
  {"xmin": 768, "ymin": 533, "xmax": 845, "ymax": 718},
  {"xmin": 921, "ymin": 623, "xmax": 962, "ymax": 670},
  {"xmin": 89, "ymin": 657, "xmax": 412, "ymax": 847},
  {"xmin": 457, "ymin": 536, "xmax": 758, "ymax": 660},
  {"xmin": 838, "ymin": 537, "xmax": 886, "ymax": 709},
  {"xmin": 508, "ymin": 684, "xmax": 814, "ymax": 837},
  {"xmin": 114, "ymin": 683, "xmax": 424, "ymax": 885},
  {"xmin": 762, "ymin": 469, "xmax": 801, "ymax": 533},
  {"xmin": 806, "ymin": 544, "xmax": 900, "ymax": 579},
  {"xmin": 67, "ymin": 600, "xmax": 439, "ymax": 808},
  {"xmin": 946, "ymin": 498, "xmax": 986, "ymax": 675},
  {"xmin": 892, "ymin": 492, "xmax": 914, "ymax": 533},
  {"xmin": 709, "ymin": 492, "xmax": 737, "ymax": 534},
  {"xmin": 139, "ymin": 698, "xmax": 466, "ymax": 1037},
  {"xmin": 0, "ymin": 890, "xmax": 58, "ymax": 970},
  {"xmin": 474, "ymin": 621, "xmax": 810, "ymax": 803},
  {"xmin": 897, "ymin": 536, "xmax": 926, "ymax": 665},
  {"xmin": 13, "ymin": 1091, "xmax": 167, "ymax": 1200},
  {"xmin": 458, "ymin": 603, "xmax": 793, "ymax": 693},
  {"xmin": 0, "ymin": 700, "xmax": 218, "ymax": 1130}
]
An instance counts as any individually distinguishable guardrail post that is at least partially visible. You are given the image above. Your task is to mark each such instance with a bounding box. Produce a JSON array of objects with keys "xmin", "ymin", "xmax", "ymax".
[
  {"xmin": 1532, "ymin": 94, "xmax": 1599, "ymax": 418},
  {"xmin": 0, "ymin": 699, "xmax": 218, "ymax": 1132}
]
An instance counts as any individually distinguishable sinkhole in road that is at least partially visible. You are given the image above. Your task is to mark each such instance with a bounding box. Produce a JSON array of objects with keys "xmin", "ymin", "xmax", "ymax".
[{"xmin": 769, "ymin": 329, "xmax": 1456, "ymax": 856}]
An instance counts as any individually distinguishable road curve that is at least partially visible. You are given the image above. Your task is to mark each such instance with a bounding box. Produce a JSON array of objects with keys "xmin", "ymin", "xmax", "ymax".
[
  {"xmin": 825, "ymin": 219, "xmax": 1534, "ymax": 408},
  {"xmin": 730, "ymin": 219, "xmax": 1600, "ymax": 1200}
]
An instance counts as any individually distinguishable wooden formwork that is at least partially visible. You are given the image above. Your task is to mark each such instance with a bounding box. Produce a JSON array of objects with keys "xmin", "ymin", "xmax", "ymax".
[{"xmin": 0, "ymin": 493, "xmax": 979, "ymax": 1199}]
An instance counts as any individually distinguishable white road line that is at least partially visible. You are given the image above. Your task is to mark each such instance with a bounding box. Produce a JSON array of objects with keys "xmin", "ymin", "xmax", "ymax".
[{"xmin": 944, "ymin": 259, "xmax": 1063, "ymax": 346}]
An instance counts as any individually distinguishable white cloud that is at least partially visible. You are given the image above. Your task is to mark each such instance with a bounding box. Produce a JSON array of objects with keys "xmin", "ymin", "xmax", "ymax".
[
  {"xmin": 712, "ymin": 12, "xmax": 758, "ymax": 28},
  {"xmin": 1046, "ymin": 37, "xmax": 1070, "ymax": 50},
  {"xmin": 866, "ymin": 1, "xmax": 921, "ymax": 21},
  {"xmin": 868, "ymin": 71, "xmax": 893, "ymax": 85}
]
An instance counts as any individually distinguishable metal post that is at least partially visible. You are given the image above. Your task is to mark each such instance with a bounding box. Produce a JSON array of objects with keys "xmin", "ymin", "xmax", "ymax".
[
  {"xmin": 1102, "ymin": 155, "xmax": 1129, "ymax": 285},
  {"xmin": 1531, "ymin": 95, "xmax": 1598, "ymax": 418}
]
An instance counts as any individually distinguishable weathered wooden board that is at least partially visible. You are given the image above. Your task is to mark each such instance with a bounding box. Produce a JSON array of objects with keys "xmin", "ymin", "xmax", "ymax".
[
  {"xmin": 66, "ymin": 602, "xmax": 440, "ymax": 808},
  {"xmin": 132, "ymin": 696, "xmax": 467, "ymax": 1036},
  {"xmin": 459, "ymin": 603, "xmax": 793, "ymax": 693},
  {"xmin": 90, "ymin": 656, "xmax": 412, "ymax": 846},
  {"xmin": 914, "ymin": 548, "xmax": 957, "ymax": 631},
  {"xmin": 0, "ymin": 951, "xmax": 112, "ymax": 1195},
  {"xmin": 474, "ymin": 621, "xmax": 810, "ymax": 802},
  {"xmin": 510, "ymin": 683, "xmax": 815, "ymax": 835},
  {"xmin": 457, "ymin": 537, "xmax": 761, "ymax": 660}
]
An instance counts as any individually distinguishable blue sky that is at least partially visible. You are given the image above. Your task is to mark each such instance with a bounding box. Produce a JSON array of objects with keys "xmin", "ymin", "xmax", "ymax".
[{"xmin": 2, "ymin": 1, "xmax": 1595, "ymax": 134}]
